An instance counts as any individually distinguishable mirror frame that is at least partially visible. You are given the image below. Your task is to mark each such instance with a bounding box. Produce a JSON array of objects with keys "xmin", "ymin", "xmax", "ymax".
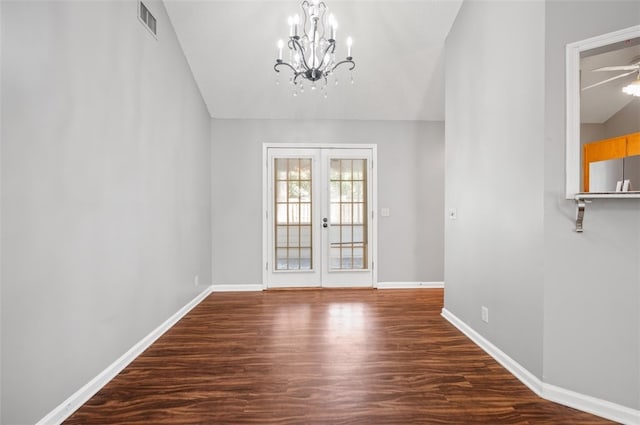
[{"xmin": 565, "ymin": 25, "xmax": 640, "ymax": 199}]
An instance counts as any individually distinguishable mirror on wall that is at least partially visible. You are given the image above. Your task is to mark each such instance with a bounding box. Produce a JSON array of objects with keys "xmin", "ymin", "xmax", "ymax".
[
  {"xmin": 580, "ymin": 38, "xmax": 640, "ymax": 193},
  {"xmin": 565, "ymin": 25, "xmax": 640, "ymax": 198}
]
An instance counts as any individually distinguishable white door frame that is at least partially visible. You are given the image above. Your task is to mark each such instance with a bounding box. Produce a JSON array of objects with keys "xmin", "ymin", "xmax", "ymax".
[{"xmin": 262, "ymin": 143, "xmax": 378, "ymax": 289}]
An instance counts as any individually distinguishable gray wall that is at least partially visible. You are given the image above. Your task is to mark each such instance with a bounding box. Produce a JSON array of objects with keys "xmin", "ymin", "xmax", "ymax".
[
  {"xmin": 581, "ymin": 100, "xmax": 640, "ymax": 143},
  {"xmin": 446, "ymin": 0, "xmax": 639, "ymax": 411},
  {"xmin": 544, "ymin": 1, "xmax": 640, "ymax": 409},
  {"xmin": 1, "ymin": 1, "xmax": 212, "ymax": 423},
  {"xmin": 0, "ymin": 1, "xmax": 3, "ymax": 420},
  {"xmin": 604, "ymin": 99, "xmax": 640, "ymax": 138},
  {"xmin": 211, "ymin": 119, "xmax": 444, "ymax": 285},
  {"xmin": 444, "ymin": 1, "xmax": 545, "ymax": 378},
  {"xmin": 580, "ymin": 123, "xmax": 605, "ymax": 145}
]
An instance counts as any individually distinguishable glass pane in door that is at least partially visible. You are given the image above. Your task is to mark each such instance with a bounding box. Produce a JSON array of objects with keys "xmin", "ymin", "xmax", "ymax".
[
  {"xmin": 329, "ymin": 159, "xmax": 368, "ymax": 270},
  {"xmin": 274, "ymin": 158, "xmax": 313, "ymax": 270}
]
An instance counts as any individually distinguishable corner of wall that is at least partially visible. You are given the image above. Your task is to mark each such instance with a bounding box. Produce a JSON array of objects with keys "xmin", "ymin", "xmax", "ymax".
[
  {"xmin": 1, "ymin": 0, "xmax": 4, "ymax": 420},
  {"xmin": 444, "ymin": 0, "xmax": 545, "ymax": 379}
]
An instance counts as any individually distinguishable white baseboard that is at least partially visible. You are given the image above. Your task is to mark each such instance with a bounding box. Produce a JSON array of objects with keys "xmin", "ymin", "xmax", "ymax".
[
  {"xmin": 441, "ymin": 308, "xmax": 543, "ymax": 395},
  {"xmin": 211, "ymin": 282, "xmax": 446, "ymax": 291},
  {"xmin": 211, "ymin": 283, "xmax": 444, "ymax": 291},
  {"xmin": 37, "ymin": 285, "xmax": 215, "ymax": 425},
  {"xmin": 377, "ymin": 281, "xmax": 444, "ymax": 289},
  {"xmin": 210, "ymin": 284, "xmax": 264, "ymax": 292},
  {"xmin": 441, "ymin": 308, "xmax": 639, "ymax": 425},
  {"xmin": 544, "ymin": 382, "xmax": 640, "ymax": 425}
]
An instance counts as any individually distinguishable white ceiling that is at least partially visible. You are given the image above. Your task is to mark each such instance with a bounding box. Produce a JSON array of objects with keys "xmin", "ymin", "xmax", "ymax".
[
  {"xmin": 580, "ymin": 42, "xmax": 640, "ymax": 124},
  {"xmin": 164, "ymin": 0, "xmax": 463, "ymax": 121}
]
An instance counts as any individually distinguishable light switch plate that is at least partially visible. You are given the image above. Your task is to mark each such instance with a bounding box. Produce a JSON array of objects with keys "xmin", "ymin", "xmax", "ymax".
[{"xmin": 381, "ymin": 208, "xmax": 390, "ymax": 217}]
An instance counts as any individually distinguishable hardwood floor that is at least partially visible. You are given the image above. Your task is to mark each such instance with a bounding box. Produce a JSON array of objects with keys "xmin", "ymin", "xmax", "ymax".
[{"xmin": 65, "ymin": 289, "xmax": 615, "ymax": 424}]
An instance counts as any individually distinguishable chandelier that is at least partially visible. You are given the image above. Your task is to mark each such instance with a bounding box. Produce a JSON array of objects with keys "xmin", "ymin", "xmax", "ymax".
[{"xmin": 274, "ymin": 0, "xmax": 355, "ymax": 96}]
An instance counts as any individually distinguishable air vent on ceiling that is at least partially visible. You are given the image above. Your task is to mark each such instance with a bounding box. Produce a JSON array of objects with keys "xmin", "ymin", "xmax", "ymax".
[{"xmin": 138, "ymin": 1, "xmax": 157, "ymax": 38}]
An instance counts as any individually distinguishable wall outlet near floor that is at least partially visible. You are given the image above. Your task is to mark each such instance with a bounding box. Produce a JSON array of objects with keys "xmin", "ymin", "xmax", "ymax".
[
  {"xmin": 481, "ymin": 306, "xmax": 489, "ymax": 323},
  {"xmin": 194, "ymin": 275, "xmax": 200, "ymax": 287}
]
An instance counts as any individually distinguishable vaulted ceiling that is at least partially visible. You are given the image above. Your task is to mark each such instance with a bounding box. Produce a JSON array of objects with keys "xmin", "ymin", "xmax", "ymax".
[
  {"xmin": 580, "ymin": 40, "xmax": 640, "ymax": 124},
  {"xmin": 164, "ymin": 0, "xmax": 463, "ymax": 121}
]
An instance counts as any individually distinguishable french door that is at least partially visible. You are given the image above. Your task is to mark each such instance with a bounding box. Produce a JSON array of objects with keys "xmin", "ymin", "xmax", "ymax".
[{"xmin": 264, "ymin": 146, "xmax": 375, "ymax": 288}]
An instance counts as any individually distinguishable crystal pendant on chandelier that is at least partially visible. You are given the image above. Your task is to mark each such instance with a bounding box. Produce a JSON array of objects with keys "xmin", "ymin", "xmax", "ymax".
[{"xmin": 273, "ymin": 0, "xmax": 355, "ymax": 92}]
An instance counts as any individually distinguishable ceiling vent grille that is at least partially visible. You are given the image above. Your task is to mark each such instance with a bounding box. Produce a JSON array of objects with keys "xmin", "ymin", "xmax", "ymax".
[{"xmin": 138, "ymin": 2, "xmax": 157, "ymax": 37}]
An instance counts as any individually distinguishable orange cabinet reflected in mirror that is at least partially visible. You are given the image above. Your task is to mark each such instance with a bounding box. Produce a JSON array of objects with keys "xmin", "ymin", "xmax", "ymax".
[{"xmin": 583, "ymin": 132, "xmax": 640, "ymax": 192}]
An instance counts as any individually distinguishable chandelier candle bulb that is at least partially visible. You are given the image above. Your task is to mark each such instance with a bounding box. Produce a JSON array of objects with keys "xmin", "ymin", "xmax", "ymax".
[
  {"xmin": 328, "ymin": 14, "xmax": 336, "ymax": 40},
  {"xmin": 347, "ymin": 36, "xmax": 353, "ymax": 58},
  {"xmin": 288, "ymin": 16, "xmax": 294, "ymax": 37},
  {"xmin": 277, "ymin": 40, "xmax": 284, "ymax": 60},
  {"xmin": 293, "ymin": 14, "xmax": 300, "ymax": 37}
]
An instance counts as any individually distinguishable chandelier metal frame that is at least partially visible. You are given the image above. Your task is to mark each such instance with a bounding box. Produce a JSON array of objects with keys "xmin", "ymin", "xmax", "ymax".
[{"xmin": 274, "ymin": 0, "xmax": 355, "ymax": 88}]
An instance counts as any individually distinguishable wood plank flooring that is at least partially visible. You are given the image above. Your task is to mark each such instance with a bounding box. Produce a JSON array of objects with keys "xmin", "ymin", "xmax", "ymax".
[{"xmin": 65, "ymin": 289, "xmax": 615, "ymax": 424}]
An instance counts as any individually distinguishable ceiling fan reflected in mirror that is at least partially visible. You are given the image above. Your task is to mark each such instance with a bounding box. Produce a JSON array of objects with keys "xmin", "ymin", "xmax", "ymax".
[{"xmin": 582, "ymin": 56, "xmax": 640, "ymax": 96}]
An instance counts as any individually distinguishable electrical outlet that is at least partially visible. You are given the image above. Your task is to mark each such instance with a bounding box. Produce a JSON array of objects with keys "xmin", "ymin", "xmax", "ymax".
[
  {"xmin": 194, "ymin": 275, "xmax": 200, "ymax": 287},
  {"xmin": 481, "ymin": 306, "xmax": 489, "ymax": 323}
]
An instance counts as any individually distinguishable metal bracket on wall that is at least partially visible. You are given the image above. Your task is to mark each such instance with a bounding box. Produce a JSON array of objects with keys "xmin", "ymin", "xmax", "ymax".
[
  {"xmin": 574, "ymin": 193, "xmax": 640, "ymax": 232},
  {"xmin": 575, "ymin": 198, "xmax": 587, "ymax": 233}
]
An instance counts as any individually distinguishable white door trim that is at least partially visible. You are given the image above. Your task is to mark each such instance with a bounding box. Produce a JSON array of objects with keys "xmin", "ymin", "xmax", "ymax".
[{"xmin": 262, "ymin": 143, "xmax": 378, "ymax": 289}]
